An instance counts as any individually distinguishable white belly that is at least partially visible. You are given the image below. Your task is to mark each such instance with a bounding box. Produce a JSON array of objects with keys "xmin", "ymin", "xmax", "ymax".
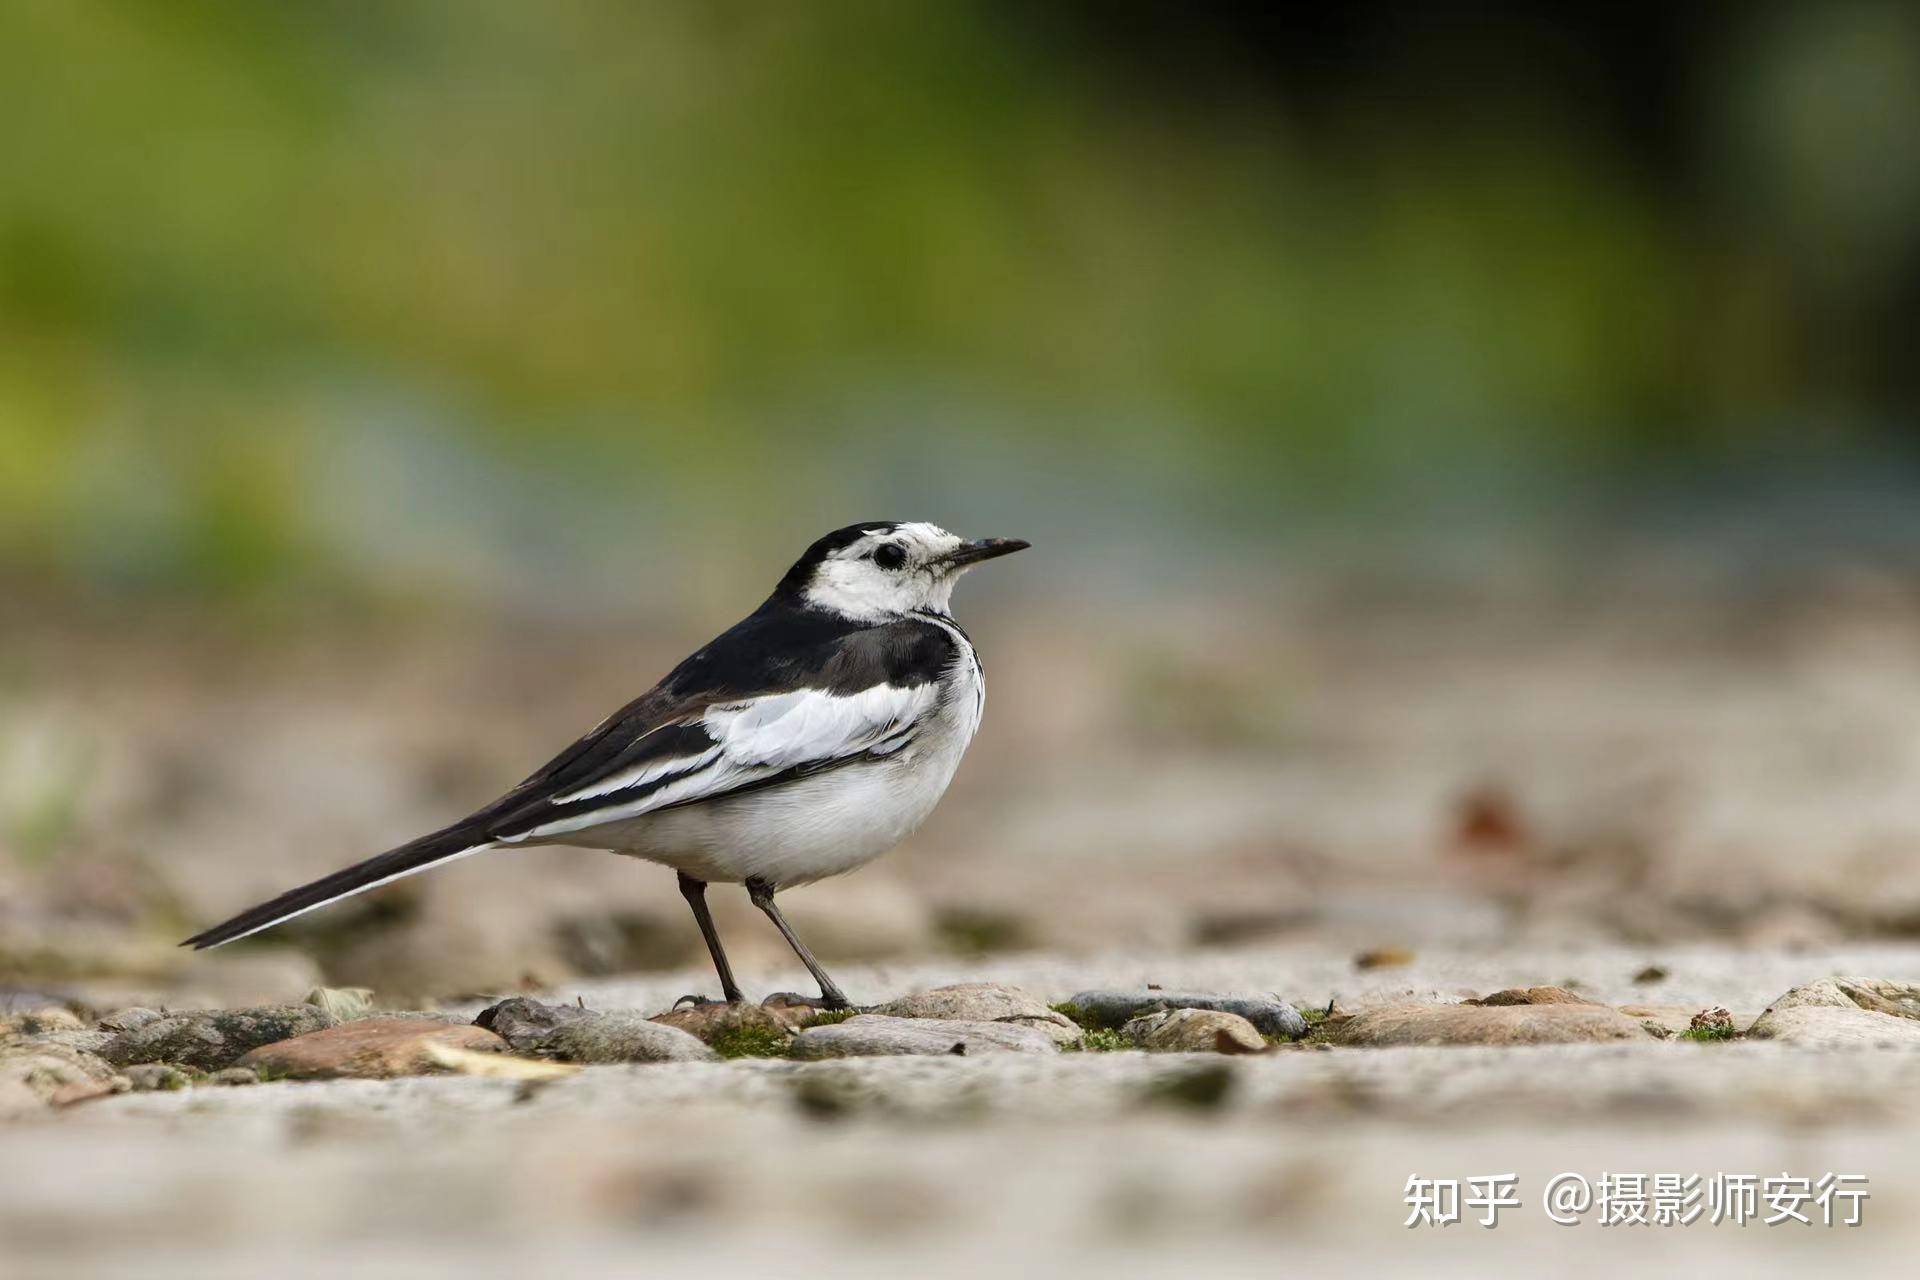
[{"xmin": 560, "ymin": 660, "xmax": 984, "ymax": 887}]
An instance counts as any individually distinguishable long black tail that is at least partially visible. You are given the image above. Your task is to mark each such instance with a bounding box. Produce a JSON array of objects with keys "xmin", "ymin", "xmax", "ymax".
[{"xmin": 180, "ymin": 822, "xmax": 494, "ymax": 950}]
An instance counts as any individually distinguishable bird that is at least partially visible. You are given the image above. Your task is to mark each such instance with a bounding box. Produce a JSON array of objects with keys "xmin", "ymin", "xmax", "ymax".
[{"xmin": 182, "ymin": 521, "xmax": 1029, "ymax": 1010}]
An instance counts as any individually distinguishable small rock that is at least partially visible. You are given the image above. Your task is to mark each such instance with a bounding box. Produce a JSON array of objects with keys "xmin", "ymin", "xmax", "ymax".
[
  {"xmin": 123, "ymin": 1063, "xmax": 191, "ymax": 1092},
  {"xmin": 650, "ymin": 1001, "xmax": 794, "ymax": 1050},
  {"xmin": 101, "ymin": 1005, "xmax": 337, "ymax": 1072},
  {"xmin": 474, "ymin": 996, "xmax": 596, "ymax": 1052},
  {"xmin": 1746, "ymin": 1006, "xmax": 1920, "ymax": 1048},
  {"xmin": 97, "ymin": 1007, "xmax": 163, "ymax": 1034},
  {"xmin": 1122, "ymin": 1008, "xmax": 1266, "ymax": 1054},
  {"xmin": 239, "ymin": 1018, "xmax": 508, "ymax": 1080},
  {"xmin": 533, "ymin": 1012, "xmax": 717, "ymax": 1064},
  {"xmin": 0, "ymin": 1042, "xmax": 120, "ymax": 1117},
  {"xmin": 1470, "ymin": 986, "xmax": 1595, "ymax": 1006},
  {"xmin": 204, "ymin": 1067, "xmax": 259, "ymax": 1086},
  {"xmin": 304, "ymin": 986, "xmax": 376, "ymax": 1022},
  {"xmin": 874, "ymin": 983, "xmax": 1081, "ymax": 1047},
  {"xmin": 1747, "ymin": 977, "xmax": 1920, "ymax": 1046},
  {"xmin": 1331, "ymin": 1003, "xmax": 1655, "ymax": 1047},
  {"xmin": 789, "ymin": 1015, "xmax": 1059, "ymax": 1059},
  {"xmin": 1633, "ymin": 965, "xmax": 1670, "ymax": 984},
  {"xmin": 1833, "ymin": 978, "xmax": 1920, "ymax": 1020},
  {"xmin": 0, "ymin": 1007, "xmax": 85, "ymax": 1036},
  {"xmin": 29, "ymin": 1028, "xmax": 115, "ymax": 1056},
  {"xmin": 1354, "ymin": 948, "xmax": 1414, "ymax": 970},
  {"xmin": 1062, "ymin": 990, "xmax": 1308, "ymax": 1040}
]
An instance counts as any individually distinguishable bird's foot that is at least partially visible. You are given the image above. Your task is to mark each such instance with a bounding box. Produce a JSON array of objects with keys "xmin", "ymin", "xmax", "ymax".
[
  {"xmin": 673, "ymin": 993, "xmax": 745, "ymax": 1009},
  {"xmin": 762, "ymin": 991, "xmax": 854, "ymax": 1014}
]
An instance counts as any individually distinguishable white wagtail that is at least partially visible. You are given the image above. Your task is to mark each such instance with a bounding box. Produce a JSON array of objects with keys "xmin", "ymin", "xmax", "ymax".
[{"xmin": 183, "ymin": 522, "xmax": 1028, "ymax": 1009}]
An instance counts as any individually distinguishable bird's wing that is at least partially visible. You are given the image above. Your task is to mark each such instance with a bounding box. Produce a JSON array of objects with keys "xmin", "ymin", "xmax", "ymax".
[
  {"xmin": 487, "ymin": 681, "xmax": 940, "ymax": 842},
  {"xmin": 479, "ymin": 611, "xmax": 958, "ymax": 843}
]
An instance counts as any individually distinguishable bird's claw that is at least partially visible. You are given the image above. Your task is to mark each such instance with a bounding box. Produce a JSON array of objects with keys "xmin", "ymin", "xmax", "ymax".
[
  {"xmin": 673, "ymin": 993, "xmax": 733, "ymax": 1009},
  {"xmin": 761, "ymin": 991, "xmax": 853, "ymax": 1013}
]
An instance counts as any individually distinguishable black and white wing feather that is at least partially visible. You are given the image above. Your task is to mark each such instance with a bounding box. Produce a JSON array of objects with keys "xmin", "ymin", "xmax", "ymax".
[{"xmin": 492, "ymin": 681, "xmax": 939, "ymax": 842}]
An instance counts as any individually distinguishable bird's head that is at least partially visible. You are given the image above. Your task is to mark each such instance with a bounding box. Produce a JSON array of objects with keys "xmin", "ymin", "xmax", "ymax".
[{"xmin": 774, "ymin": 521, "xmax": 1029, "ymax": 620}]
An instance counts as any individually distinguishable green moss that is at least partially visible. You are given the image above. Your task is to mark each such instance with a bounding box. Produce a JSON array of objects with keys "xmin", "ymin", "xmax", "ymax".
[
  {"xmin": 1049, "ymin": 1001, "xmax": 1096, "ymax": 1030},
  {"xmin": 708, "ymin": 1024, "xmax": 793, "ymax": 1059},
  {"xmin": 1064, "ymin": 1027, "xmax": 1129, "ymax": 1053},
  {"xmin": 805, "ymin": 1008, "xmax": 864, "ymax": 1028},
  {"xmin": 1679, "ymin": 1023, "xmax": 1736, "ymax": 1043}
]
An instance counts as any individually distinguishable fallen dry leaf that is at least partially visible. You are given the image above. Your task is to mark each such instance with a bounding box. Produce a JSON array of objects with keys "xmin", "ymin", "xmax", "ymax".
[{"xmin": 421, "ymin": 1041, "xmax": 580, "ymax": 1080}]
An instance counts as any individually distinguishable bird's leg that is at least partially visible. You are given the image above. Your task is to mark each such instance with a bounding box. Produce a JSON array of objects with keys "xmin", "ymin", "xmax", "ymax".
[
  {"xmin": 746, "ymin": 877, "xmax": 851, "ymax": 1010},
  {"xmin": 676, "ymin": 872, "xmax": 745, "ymax": 1005}
]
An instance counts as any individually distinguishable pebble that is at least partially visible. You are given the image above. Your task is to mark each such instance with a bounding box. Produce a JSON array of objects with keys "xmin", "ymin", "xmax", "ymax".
[
  {"xmin": 123, "ymin": 1064, "xmax": 191, "ymax": 1092},
  {"xmin": 473, "ymin": 997, "xmax": 596, "ymax": 1052},
  {"xmin": 789, "ymin": 1014, "xmax": 1059, "ymax": 1059},
  {"xmin": 1746, "ymin": 977, "xmax": 1920, "ymax": 1047},
  {"xmin": 1063, "ymin": 990, "xmax": 1307, "ymax": 1040},
  {"xmin": 0, "ymin": 1041, "xmax": 121, "ymax": 1117},
  {"xmin": 1122, "ymin": 1008, "xmax": 1267, "ymax": 1054},
  {"xmin": 1745, "ymin": 1006, "xmax": 1920, "ymax": 1047},
  {"xmin": 650, "ymin": 1000, "xmax": 795, "ymax": 1046},
  {"xmin": 532, "ymin": 1012, "xmax": 717, "ymax": 1064},
  {"xmin": 873, "ymin": 983, "xmax": 1081, "ymax": 1046},
  {"xmin": 1330, "ymin": 1002, "xmax": 1655, "ymax": 1047},
  {"xmin": 100, "ymin": 1005, "xmax": 338, "ymax": 1073},
  {"xmin": 238, "ymin": 1018, "xmax": 508, "ymax": 1080},
  {"xmin": 204, "ymin": 1067, "xmax": 260, "ymax": 1087},
  {"xmin": 1470, "ymin": 986, "xmax": 1594, "ymax": 1006}
]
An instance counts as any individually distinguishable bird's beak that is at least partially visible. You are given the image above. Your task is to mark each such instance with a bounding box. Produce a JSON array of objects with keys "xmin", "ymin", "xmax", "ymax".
[{"xmin": 941, "ymin": 537, "xmax": 1030, "ymax": 569}]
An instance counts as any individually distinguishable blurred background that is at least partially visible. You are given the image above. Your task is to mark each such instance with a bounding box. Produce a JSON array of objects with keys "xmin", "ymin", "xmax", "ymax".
[{"xmin": 5, "ymin": 0, "xmax": 1920, "ymax": 1005}]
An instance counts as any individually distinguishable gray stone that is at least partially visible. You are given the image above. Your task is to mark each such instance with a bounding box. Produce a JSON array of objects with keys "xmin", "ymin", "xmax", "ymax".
[
  {"xmin": 874, "ymin": 983, "xmax": 1081, "ymax": 1046},
  {"xmin": 474, "ymin": 996, "xmax": 596, "ymax": 1052},
  {"xmin": 97, "ymin": 1007, "xmax": 163, "ymax": 1034},
  {"xmin": 1470, "ymin": 986, "xmax": 1595, "ymax": 1006},
  {"xmin": 204, "ymin": 1067, "xmax": 260, "ymax": 1086},
  {"xmin": 30, "ymin": 1028, "xmax": 115, "ymax": 1057},
  {"xmin": 0, "ymin": 1007, "xmax": 85, "ymax": 1035},
  {"xmin": 123, "ymin": 1063, "xmax": 191, "ymax": 1091},
  {"xmin": 100, "ymin": 1005, "xmax": 337, "ymax": 1072},
  {"xmin": 304, "ymin": 986, "xmax": 376, "ymax": 1022},
  {"xmin": 1122, "ymin": 1007, "xmax": 1267, "ymax": 1054},
  {"xmin": 0, "ymin": 1041, "xmax": 120, "ymax": 1116},
  {"xmin": 789, "ymin": 1014, "xmax": 1059, "ymax": 1059},
  {"xmin": 239, "ymin": 1018, "xmax": 510, "ymax": 1080},
  {"xmin": 1331, "ymin": 1002, "xmax": 1655, "ymax": 1047},
  {"xmin": 1063, "ymin": 990, "xmax": 1308, "ymax": 1040},
  {"xmin": 1747, "ymin": 978, "xmax": 1920, "ymax": 1046},
  {"xmin": 1745, "ymin": 1006, "xmax": 1920, "ymax": 1048},
  {"xmin": 533, "ymin": 1012, "xmax": 717, "ymax": 1064},
  {"xmin": 1832, "ymin": 978, "xmax": 1920, "ymax": 1020}
]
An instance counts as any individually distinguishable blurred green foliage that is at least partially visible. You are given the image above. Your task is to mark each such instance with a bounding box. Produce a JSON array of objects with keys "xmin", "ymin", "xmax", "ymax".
[{"xmin": 1, "ymin": 2, "xmax": 1916, "ymax": 605}]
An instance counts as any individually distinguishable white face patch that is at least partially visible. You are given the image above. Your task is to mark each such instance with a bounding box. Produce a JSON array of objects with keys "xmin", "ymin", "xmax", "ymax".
[{"xmin": 802, "ymin": 522, "xmax": 971, "ymax": 620}]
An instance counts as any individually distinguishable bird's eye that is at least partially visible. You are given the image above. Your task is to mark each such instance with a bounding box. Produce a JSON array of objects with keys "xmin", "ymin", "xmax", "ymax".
[{"xmin": 872, "ymin": 544, "xmax": 907, "ymax": 570}]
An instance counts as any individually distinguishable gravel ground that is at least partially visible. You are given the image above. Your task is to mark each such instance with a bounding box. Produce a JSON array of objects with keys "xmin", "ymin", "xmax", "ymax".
[
  {"xmin": 475, "ymin": 939, "xmax": 1920, "ymax": 1019},
  {"xmin": 10, "ymin": 943, "xmax": 1920, "ymax": 1277}
]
